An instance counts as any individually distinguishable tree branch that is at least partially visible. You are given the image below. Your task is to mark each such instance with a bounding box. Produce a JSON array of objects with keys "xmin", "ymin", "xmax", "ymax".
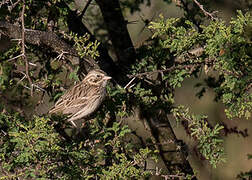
[
  {"xmin": 58, "ymin": 1, "xmax": 120, "ymax": 79},
  {"xmin": 0, "ymin": 21, "xmax": 78, "ymax": 63},
  {"xmin": 192, "ymin": 0, "xmax": 217, "ymax": 20},
  {"xmin": 95, "ymin": 0, "xmax": 137, "ymax": 70},
  {"xmin": 21, "ymin": 1, "xmax": 33, "ymax": 96},
  {"xmin": 128, "ymin": 63, "xmax": 203, "ymax": 78}
]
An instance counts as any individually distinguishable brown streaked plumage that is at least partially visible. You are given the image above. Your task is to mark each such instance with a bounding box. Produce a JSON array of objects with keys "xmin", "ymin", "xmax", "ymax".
[{"xmin": 49, "ymin": 69, "xmax": 111, "ymax": 127}]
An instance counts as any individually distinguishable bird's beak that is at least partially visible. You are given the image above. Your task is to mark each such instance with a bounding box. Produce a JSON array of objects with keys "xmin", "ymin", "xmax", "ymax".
[{"xmin": 103, "ymin": 76, "xmax": 112, "ymax": 80}]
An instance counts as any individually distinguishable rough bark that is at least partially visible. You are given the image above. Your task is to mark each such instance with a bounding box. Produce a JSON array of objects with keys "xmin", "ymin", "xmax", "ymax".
[
  {"xmin": 53, "ymin": 1, "xmax": 119, "ymax": 79},
  {"xmin": 94, "ymin": 0, "xmax": 196, "ymax": 177},
  {"xmin": 0, "ymin": 2, "xmax": 197, "ymax": 176},
  {"xmin": 0, "ymin": 21, "xmax": 78, "ymax": 59},
  {"xmin": 140, "ymin": 108, "xmax": 197, "ymax": 178},
  {"xmin": 96, "ymin": 0, "xmax": 137, "ymax": 70},
  {"xmin": 63, "ymin": 6, "xmax": 119, "ymax": 79}
]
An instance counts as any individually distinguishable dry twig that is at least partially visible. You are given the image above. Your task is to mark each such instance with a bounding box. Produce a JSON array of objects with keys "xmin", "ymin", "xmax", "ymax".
[
  {"xmin": 21, "ymin": 1, "xmax": 33, "ymax": 96},
  {"xmin": 127, "ymin": 63, "xmax": 202, "ymax": 79},
  {"xmin": 6, "ymin": 53, "xmax": 24, "ymax": 62},
  {"xmin": 7, "ymin": 0, "xmax": 22, "ymax": 12},
  {"xmin": 193, "ymin": 0, "xmax": 217, "ymax": 20},
  {"xmin": 123, "ymin": 77, "xmax": 136, "ymax": 89}
]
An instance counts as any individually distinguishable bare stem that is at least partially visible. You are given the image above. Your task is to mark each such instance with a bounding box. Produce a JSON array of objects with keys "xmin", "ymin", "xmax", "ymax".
[
  {"xmin": 6, "ymin": 53, "xmax": 24, "ymax": 62},
  {"xmin": 193, "ymin": 0, "xmax": 217, "ymax": 20},
  {"xmin": 127, "ymin": 63, "xmax": 202, "ymax": 78},
  {"xmin": 21, "ymin": 0, "xmax": 33, "ymax": 96},
  {"xmin": 8, "ymin": 0, "xmax": 22, "ymax": 12}
]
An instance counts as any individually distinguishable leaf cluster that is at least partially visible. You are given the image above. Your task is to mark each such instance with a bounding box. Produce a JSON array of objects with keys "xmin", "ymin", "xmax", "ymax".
[
  {"xmin": 172, "ymin": 106, "xmax": 225, "ymax": 168},
  {"xmin": 147, "ymin": 11, "xmax": 252, "ymax": 119},
  {"xmin": 0, "ymin": 0, "xmax": 252, "ymax": 179},
  {"xmin": 0, "ymin": 113, "xmax": 156, "ymax": 179}
]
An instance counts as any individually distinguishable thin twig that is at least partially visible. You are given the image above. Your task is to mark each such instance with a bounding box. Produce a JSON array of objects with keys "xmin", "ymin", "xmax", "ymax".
[
  {"xmin": 245, "ymin": 80, "xmax": 252, "ymax": 91},
  {"xmin": 17, "ymin": 71, "xmax": 45, "ymax": 92},
  {"xmin": 6, "ymin": 53, "xmax": 24, "ymax": 62},
  {"xmin": 21, "ymin": 1, "xmax": 33, "ymax": 96},
  {"xmin": 8, "ymin": 0, "xmax": 22, "ymax": 12},
  {"xmin": 153, "ymin": 167, "xmax": 191, "ymax": 180},
  {"xmin": 10, "ymin": 38, "xmax": 22, "ymax": 41},
  {"xmin": 32, "ymin": 84, "xmax": 46, "ymax": 92},
  {"xmin": 52, "ymin": 51, "xmax": 75, "ymax": 72},
  {"xmin": 29, "ymin": 62, "xmax": 37, "ymax": 66},
  {"xmin": 17, "ymin": 74, "xmax": 26, "ymax": 84},
  {"xmin": 23, "ymin": 84, "xmax": 45, "ymax": 92},
  {"xmin": 128, "ymin": 67, "xmax": 175, "ymax": 78},
  {"xmin": 128, "ymin": 63, "xmax": 202, "ymax": 78},
  {"xmin": 128, "ymin": 83, "xmax": 136, "ymax": 89},
  {"xmin": 80, "ymin": 0, "xmax": 93, "ymax": 19},
  {"xmin": 124, "ymin": 77, "xmax": 136, "ymax": 89},
  {"xmin": 23, "ymin": 85, "xmax": 31, "ymax": 90},
  {"xmin": 54, "ymin": 51, "xmax": 69, "ymax": 61},
  {"xmin": 193, "ymin": 0, "xmax": 217, "ymax": 20},
  {"xmin": 161, "ymin": 174, "xmax": 187, "ymax": 180},
  {"xmin": 1, "ymin": 130, "xmax": 7, "ymax": 136}
]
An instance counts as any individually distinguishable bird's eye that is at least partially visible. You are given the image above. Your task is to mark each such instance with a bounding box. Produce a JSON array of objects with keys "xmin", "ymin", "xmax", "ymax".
[{"xmin": 96, "ymin": 74, "xmax": 101, "ymax": 78}]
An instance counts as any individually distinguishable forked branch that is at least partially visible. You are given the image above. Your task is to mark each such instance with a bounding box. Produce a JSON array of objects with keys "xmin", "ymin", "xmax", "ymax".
[{"xmin": 21, "ymin": 1, "xmax": 33, "ymax": 96}]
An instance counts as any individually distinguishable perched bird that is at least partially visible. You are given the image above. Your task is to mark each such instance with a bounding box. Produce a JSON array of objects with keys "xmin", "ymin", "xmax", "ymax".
[{"xmin": 49, "ymin": 69, "xmax": 111, "ymax": 127}]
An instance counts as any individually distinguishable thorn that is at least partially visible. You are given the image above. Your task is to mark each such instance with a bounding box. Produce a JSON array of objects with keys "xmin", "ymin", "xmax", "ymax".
[
  {"xmin": 124, "ymin": 77, "xmax": 136, "ymax": 89},
  {"xmin": 70, "ymin": 120, "xmax": 77, "ymax": 127}
]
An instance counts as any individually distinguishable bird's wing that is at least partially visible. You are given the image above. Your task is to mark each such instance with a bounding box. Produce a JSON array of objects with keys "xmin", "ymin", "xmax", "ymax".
[
  {"xmin": 49, "ymin": 82, "xmax": 89, "ymax": 115},
  {"xmin": 67, "ymin": 95, "xmax": 101, "ymax": 121}
]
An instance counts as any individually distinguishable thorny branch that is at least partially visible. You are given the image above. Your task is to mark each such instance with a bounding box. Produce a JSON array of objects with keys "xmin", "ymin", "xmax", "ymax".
[
  {"xmin": 3, "ymin": 0, "xmax": 22, "ymax": 12},
  {"xmin": 127, "ymin": 63, "xmax": 202, "ymax": 79},
  {"xmin": 6, "ymin": 53, "xmax": 24, "ymax": 62},
  {"xmin": 0, "ymin": 21, "xmax": 79, "ymax": 59},
  {"xmin": 54, "ymin": 51, "xmax": 74, "ymax": 72},
  {"xmin": 192, "ymin": 0, "xmax": 217, "ymax": 20},
  {"xmin": 21, "ymin": 1, "xmax": 33, "ymax": 96},
  {"xmin": 123, "ymin": 77, "xmax": 136, "ymax": 89}
]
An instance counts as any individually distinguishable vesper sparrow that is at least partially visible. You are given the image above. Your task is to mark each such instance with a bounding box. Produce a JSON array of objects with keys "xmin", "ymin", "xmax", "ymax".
[{"xmin": 49, "ymin": 69, "xmax": 111, "ymax": 127}]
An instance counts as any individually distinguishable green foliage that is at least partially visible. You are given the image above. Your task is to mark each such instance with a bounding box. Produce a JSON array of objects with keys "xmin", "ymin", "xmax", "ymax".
[
  {"xmin": 0, "ymin": 62, "xmax": 13, "ymax": 91},
  {"xmin": 150, "ymin": 16, "xmax": 199, "ymax": 55},
  {"xmin": 168, "ymin": 69, "xmax": 190, "ymax": 88},
  {"xmin": 0, "ymin": 0, "xmax": 251, "ymax": 179},
  {"xmin": 69, "ymin": 66, "xmax": 80, "ymax": 81},
  {"xmin": 129, "ymin": 13, "xmax": 252, "ymax": 170},
  {"xmin": 100, "ymin": 123, "xmax": 157, "ymax": 179},
  {"xmin": 66, "ymin": 32, "xmax": 100, "ymax": 59},
  {"xmin": 224, "ymin": 93, "xmax": 252, "ymax": 119},
  {"xmin": 133, "ymin": 83, "xmax": 158, "ymax": 106},
  {"xmin": 0, "ymin": 113, "xmax": 156, "ymax": 179},
  {"xmin": 172, "ymin": 106, "xmax": 225, "ymax": 168},
  {"xmin": 0, "ymin": 114, "xmax": 60, "ymax": 178},
  {"xmin": 148, "ymin": 11, "xmax": 252, "ymax": 120},
  {"xmin": 105, "ymin": 85, "xmax": 131, "ymax": 119},
  {"xmin": 101, "ymin": 149, "xmax": 154, "ymax": 179}
]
